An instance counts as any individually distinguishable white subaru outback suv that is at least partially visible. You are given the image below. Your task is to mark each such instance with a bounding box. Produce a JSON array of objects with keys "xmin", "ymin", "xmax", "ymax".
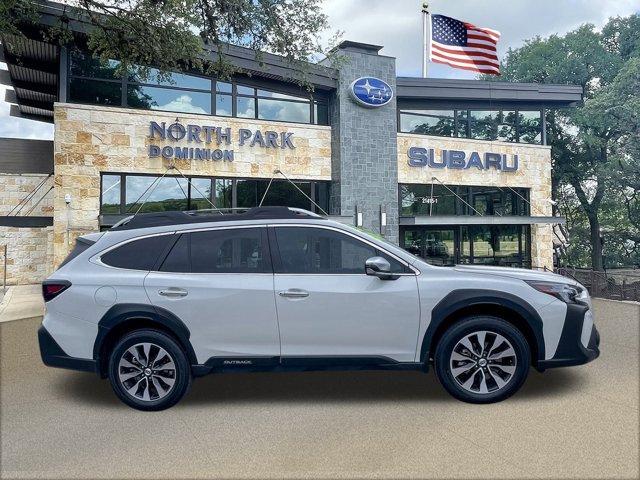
[{"xmin": 39, "ymin": 207, "xmax": 599, "ymax": 410}]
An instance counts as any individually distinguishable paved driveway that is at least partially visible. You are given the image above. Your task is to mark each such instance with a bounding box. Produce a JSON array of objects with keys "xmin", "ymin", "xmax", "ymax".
[{"xmin": 1, "ymin": 299, "xmax": 638, "ymax": 479}]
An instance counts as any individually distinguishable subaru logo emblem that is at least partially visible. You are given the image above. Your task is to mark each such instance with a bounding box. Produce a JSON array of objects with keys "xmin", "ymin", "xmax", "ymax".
[{"xmin": 349, "ymin": 77, "xmax": 393, "ymax": 108}]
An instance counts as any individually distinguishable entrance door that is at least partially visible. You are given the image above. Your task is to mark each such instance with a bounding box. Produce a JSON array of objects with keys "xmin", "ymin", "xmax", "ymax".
[
  {"xmin": 271, "ymin": 225, "xmax": 421, "ymax": 363},
  {"xmin": 401, "ymin": 227, "xmax": 457, "ymax": 266}
]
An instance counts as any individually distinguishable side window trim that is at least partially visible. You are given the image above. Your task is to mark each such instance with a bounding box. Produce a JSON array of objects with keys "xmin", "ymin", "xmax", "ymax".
[
  {"xmin": 270, "ymin": 224, "xmax": 416, "ymax": 275},
  {"xmin": 152, "ymin": 232, "xmax": 182, "ymax": 271}
]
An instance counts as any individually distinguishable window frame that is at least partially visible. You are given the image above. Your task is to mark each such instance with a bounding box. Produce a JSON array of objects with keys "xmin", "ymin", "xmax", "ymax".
[
  {"xmin": 100, "ymin": 172, "xmax": 330, "ymax": 216},
  {"xmin": 66, "ymin": 48, "xmax": 329, "ymax": 125},
  {"xmin": 268, "ymin": 224, "xmax": 416, "ymax": 276},
  {"xmin": 397, "ymin": 108, "xmax": 543, "ymax": 145}
]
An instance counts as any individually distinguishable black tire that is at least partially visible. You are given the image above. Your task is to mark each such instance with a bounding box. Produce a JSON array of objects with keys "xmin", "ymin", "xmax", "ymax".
[
  {"xmin": 434, "ymin": 316, "xmax": 530, "ymax": 404},
  {"xmin": 108, "ymin": 329, "xmax": 192, "ymax": 411}
]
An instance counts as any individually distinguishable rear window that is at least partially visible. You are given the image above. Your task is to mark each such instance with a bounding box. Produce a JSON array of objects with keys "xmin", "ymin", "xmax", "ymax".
[{"xmin": 101, "ymin": 235, "xmax": 172, "ymax": 270}]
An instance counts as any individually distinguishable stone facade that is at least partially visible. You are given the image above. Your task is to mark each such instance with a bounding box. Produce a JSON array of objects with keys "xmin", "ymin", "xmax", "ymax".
[
  {"xmin": 0, "ymin": 173, "xmax": 53, "ymax": 216},
  {"xmin": 325, "ymin": 48, "xmax": 399, "ymax": 241},
  {"xmin": 0, "ymin": 226, "xmax": 53, "ymax": 285},
  {"xmin": 52, "ymin": 103, "xmax": 332, "ymax": 266},
  {"xmin": 397, "ymin": 133, "xmax": 554, "ymax": 269},
  {"xmin": 0, "ymin": 174, "xmax": 54, "ymax": 284}
]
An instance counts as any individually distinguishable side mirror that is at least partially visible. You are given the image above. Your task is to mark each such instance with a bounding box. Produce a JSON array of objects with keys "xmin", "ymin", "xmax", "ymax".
[{"xmin": 365, "ymin": 256, "xmax": 398, "ymax": 280}]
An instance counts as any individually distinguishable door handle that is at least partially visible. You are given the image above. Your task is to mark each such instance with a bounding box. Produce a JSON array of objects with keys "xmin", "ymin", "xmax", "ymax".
[
  {"xmin": 278, "ymin": 289, "xmax": 309, "ymax": 298},
  {"xmin": 158, "ymin": 288, "xmax": 188, "ymax": 298}
]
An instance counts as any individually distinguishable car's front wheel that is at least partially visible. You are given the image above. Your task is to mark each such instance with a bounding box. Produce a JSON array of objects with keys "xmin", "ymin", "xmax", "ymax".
[
  {"xmin": 434, "ymin": 317, "xmax": 530, "ymax": 403},
  {"xmin": 108, "ymin": 329, "xmax": 191, "ymax": 411}
]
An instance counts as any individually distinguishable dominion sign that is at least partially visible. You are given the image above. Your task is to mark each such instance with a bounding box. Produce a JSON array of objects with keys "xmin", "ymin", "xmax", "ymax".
[{"xmin": 148, "ymin": 120, "xmax": 295, "ymax": 161}]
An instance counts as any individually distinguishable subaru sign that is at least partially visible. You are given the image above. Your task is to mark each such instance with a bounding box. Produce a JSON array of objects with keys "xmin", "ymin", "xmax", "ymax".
[{"xmin": 349, "ymin": 77, "xmax": 393, "ymax": 107}]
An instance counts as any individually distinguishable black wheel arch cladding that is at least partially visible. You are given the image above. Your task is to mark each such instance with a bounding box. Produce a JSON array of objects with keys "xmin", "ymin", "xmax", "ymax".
[
  {"xmin": 94, "ymin": 303, "xmax": 198, "ymax": 371},
  {"xmin": 420, "ymin": 289, "xmax": 546, "ymax": 365}
]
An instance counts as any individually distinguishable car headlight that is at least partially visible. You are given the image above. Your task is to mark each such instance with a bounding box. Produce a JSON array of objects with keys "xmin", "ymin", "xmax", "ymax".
[{"xmin": 525, "ymin": 281, "xmax": 586, "ymax": 304}]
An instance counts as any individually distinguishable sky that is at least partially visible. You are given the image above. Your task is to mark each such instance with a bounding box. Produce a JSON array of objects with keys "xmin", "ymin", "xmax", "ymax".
[{"xmin": 1, "ymin": 0, "xmax": 639, "ymax": 140}]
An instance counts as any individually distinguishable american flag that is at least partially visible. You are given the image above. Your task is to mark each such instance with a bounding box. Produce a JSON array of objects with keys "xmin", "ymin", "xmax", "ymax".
[{"xmin": 429, "ymin": 14, "xmax": 501, "ymax": 75}]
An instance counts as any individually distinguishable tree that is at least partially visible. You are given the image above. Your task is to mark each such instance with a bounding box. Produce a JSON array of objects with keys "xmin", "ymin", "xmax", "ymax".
[
  {"xmin": 1, "ymin": 0, "xmax": 334, "ymax": 87},
  {"xmin": 486, "ymin": 16, "xmax": 640, "ymax": 270}
]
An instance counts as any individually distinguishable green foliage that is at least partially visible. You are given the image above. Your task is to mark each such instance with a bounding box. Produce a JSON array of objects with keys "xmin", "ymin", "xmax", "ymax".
[
  {"xmin": 2, "ymin": 0, "xmax": 335, "ymax": 89},
  {"xmin": 484, "ymin": 15, "xmax": 640, "ymax": 269}
]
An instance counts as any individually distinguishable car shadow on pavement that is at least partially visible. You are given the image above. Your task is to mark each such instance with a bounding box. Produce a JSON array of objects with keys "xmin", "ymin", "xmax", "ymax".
[{"xmin": 55, "ymin": 367, "xmax": 587, "ymax": 407}]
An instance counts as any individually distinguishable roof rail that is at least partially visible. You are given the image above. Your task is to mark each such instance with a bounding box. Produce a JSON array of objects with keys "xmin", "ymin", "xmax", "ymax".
[{"xmin": 110, "ymin": 206, "xmax": 326, "ymax": 231}]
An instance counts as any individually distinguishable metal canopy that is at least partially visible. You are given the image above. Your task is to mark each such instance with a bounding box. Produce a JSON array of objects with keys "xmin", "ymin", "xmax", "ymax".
[
  {"xmin": 396, "ymin": 77, "xmax": 583, "ymax": 108},
  {"xmin": 0, "ymin": 35, "xmax": 59, "ymax": 123},
  {"xmin": 400, "ymin": 215, "xmax": 566, "ymax": 226}
]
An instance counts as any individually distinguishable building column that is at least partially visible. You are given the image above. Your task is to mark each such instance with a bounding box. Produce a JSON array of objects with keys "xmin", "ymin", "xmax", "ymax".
[{"xmin": 323, "ymin": 42, "xmax": 399, "ymax": 243}]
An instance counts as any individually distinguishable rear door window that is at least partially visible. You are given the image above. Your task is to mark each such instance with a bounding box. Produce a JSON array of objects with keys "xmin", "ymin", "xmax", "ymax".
[
  {"xmin": 190, "ymin": 228, "xmax": 271, "ymax": 273},
  {"xmin": 100, "ymin": 235, "xmax": 172, "ymax": 270},
  {"xmin": 159, "ymin": 234, "xmax": 190, "ymax": 272}
]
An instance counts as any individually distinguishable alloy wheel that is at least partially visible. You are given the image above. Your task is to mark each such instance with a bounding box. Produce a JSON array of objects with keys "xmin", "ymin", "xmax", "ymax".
[
  {"xmin": 449, "ymin": 330, "xmax": 517, "ymax": 395},
  {"xmin": 118, "ymin": 342, "xmax": 176, "ymax": 402}
]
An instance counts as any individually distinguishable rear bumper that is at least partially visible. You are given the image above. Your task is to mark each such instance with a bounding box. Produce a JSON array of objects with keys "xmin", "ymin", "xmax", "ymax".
[
  {"xmin": 537, "ymin": 303, "xmax": 600, "ymax": 370},
  {"xmin": 38, "ymin": 325, "xmax": 98, "ymax": 374}
]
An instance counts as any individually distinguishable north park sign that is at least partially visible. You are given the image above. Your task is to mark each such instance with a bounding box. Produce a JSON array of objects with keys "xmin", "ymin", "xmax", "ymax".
[
  {"xmin": 407, "ymin": 147, "xmax": 519, "ymax": 172},
  {"xmin": 148, "ymin": 120, "xmax": 295, "ymax": 161}
]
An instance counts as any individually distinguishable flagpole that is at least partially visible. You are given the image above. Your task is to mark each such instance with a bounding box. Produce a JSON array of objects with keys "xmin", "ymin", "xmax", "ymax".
[{"xmin": 422, "ymin": 2, "xmax": 430, "ymax": 77}]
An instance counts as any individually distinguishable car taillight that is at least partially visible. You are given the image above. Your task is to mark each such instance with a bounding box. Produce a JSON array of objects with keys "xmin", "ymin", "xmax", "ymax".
[{"xmin": 42, "ymin": 281, "xmax": 71, "ymax": 302}]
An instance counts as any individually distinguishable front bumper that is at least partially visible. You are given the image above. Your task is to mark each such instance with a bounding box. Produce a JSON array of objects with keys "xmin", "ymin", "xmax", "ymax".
[
  {"xmin": 537, "ymin": 303, "xmax": 600, "ymax": 370},
  {"xmin": 38, "ymin": 325, "xmax": 98, "ymax": 373}
]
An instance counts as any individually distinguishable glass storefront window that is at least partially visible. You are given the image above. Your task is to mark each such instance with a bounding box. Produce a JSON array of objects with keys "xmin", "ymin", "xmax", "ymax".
[
  {"xmin": 257, "ymin": 98, "xmax": 310, "ymax": 123},
  {"xmin": 257, "ymin": 180, "xmax": 311, "ymax": 210},
  {"xmin": 402, "ymin": 228, "xmax": 456, "ymax": 266},
  {"xmin": 314, "ymin": 102, "xmax": 329, "ymax": 125},
  {"xmin": 518, "ymin": 111, "xmax": 542, "ymax": 144},
  {"xmin": 470, "ymin": 110, "xmax": 497, "ymax": 140},
  {"xmin": 216, "ymin": 81, "xmax": 232, "ymax": 93},
  {"xmin": 401, "ymin": 225, "xmax": 531, "ymax": 268},
  {"xmin": 69, "ymin": 78, "xmax": 122, "ymax": 106},
  {"xmin": 214, "ymin": 179, "xmax": 232, "ymax": 209},
  {"xmin": 215, "ymin": 93, "xmax": 232, "ymax": 116},
  {"xmin": 497, "ymin": 111, "xmax": 517, "ymax": 142},
  {"xmin": 101, "ymin": 174, "xmax": 328, "ymax": 217},
  {"xmin": 455, "ymin": 110, "xmax": 469, "ymax": 137},
  {"xmin": 128, "ymin": 67, "xmax": 211, "ymax": 90},
  {"xmin": 400, "ymin": 184, "xmax": 527, "ymax": 217},
  {"xmin": 189, "ymin": 178, "xmax": 212, "ymax": 210},
  {"xmin": 70, "ymin": 49, "xmax": 121, "ymax": 79},
  {"xmin": 237, "ymin": 85, "xmax": 255, "ymax": 95},
  {"xmin": 125, "ymin": 176, "xmax": 188, "ymax": 213},
  {"xmin": 400, "ymin": 110, "xmax": 455, "ymax": 136},
  {"xmin": 127, "ymin": 85, "xmax": 211, "ymax": 114},
  {"xmin": 400, "ymin": 184, "xmax": 459, "ymax": 216},
  {"xmin": 236, "ymin": 97, "xmax": 255, "ymax": 118},
  {"xmin": 400, "ymin": 108, "xmax": 542, "ymax": 144},
  {"xmin": 236, "ymin": 179, "xmax": 258, "ymax": 208},
  {"xmin": 68, "ymin": 49, "xmax": 327, "ymax": 125},
  {"xmin": 101, "ymin": 175, "xmax": 121, "ymax": 214}
]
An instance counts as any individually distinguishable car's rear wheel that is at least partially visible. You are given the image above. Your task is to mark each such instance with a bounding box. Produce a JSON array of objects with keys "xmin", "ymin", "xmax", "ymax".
[
  {"xmin": 108, "ymin": 329, "xmax": 191, "ymax": 411},
  {"xmin": 434, "ymin": 316, "xmax": 530, "ymax": 403}
]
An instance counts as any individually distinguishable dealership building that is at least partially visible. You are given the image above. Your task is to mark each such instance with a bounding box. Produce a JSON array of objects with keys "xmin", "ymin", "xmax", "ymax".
[{"xmin": 0, "ymin": 1, "xmax": 582, "ymax": 284}]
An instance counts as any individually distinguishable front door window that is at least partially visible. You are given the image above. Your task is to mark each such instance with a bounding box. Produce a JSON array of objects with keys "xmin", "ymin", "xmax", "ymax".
[{"xmin": 402, "ymin": 228, "xmax": 456, "ymax": 266}]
